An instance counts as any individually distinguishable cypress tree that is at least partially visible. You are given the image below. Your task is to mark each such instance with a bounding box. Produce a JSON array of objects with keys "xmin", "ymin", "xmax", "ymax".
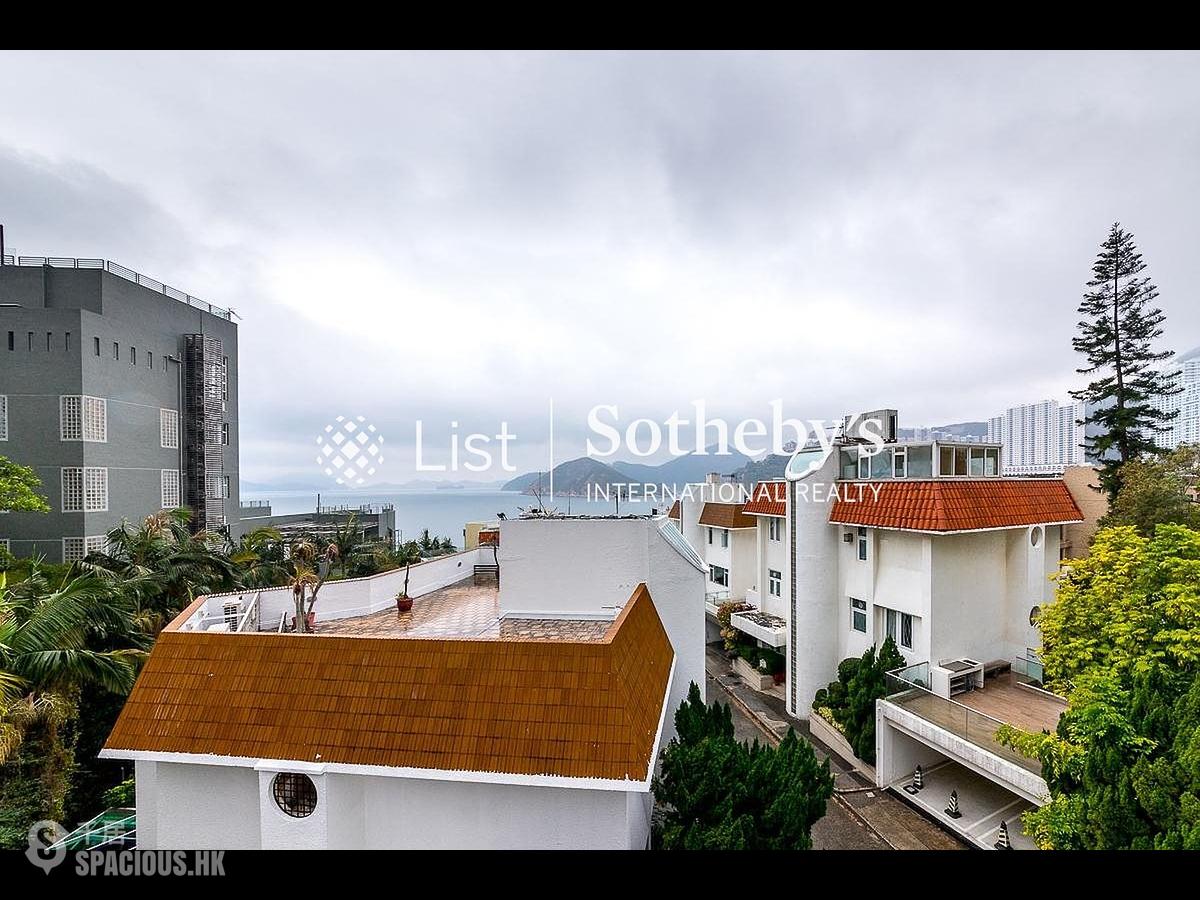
[{"xmin": 1071, "ymin": 223, "xmax": 1179, "ymax": 501}]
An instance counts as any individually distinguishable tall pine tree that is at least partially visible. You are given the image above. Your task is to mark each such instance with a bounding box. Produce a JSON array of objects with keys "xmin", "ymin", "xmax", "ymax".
[{"xmin": 1071, "ymin": 223, "xmax": 1179, "ymax": 501}]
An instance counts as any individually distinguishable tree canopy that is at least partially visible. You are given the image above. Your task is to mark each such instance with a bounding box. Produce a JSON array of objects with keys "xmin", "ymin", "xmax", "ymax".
[
  {"xmin": 1008, "ymin": 524, "xmax": 1200, "ymax": 848},
  {"xmin": 0, "ymin": 455, "xmax": 50, "ymax": 514},
  {"xmin": 1099, "ymin": 445, "xmax": 1200, "ymax": 537},
  {"xmin": 1070, "ymin": 223, "xmax": 1179, "ymax": 501},
  {"xmin": 653, "ymin": 682, "xmax": 833, "ymax": 849}
]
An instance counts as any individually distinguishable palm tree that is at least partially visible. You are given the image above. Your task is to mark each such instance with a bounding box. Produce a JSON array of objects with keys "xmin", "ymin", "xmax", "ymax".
[
  {"xmin": 83, "ymin": 509, "xmax": 236, "ymax": 634},
  {"xmin": 229, "ymin": 526, "xmax": 288, "ymax": 588},
  {"xmin": 0, "ymin": 562, "xmax": 142, "ymax": 764},
  {"xmin": 287, "ymin": 539, "xmax": 337, "ymax": 633}
]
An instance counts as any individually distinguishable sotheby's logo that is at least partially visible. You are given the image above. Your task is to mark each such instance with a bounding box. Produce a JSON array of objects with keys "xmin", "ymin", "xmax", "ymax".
[{"xmin": 316, "ymin": 415, "xmax": 385, "ymax": 486}]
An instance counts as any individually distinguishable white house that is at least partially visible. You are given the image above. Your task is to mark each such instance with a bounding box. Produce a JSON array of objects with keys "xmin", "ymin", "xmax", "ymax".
[
  {"xmin": 101, "ymin": 515, "xmax": 705, "ymax": 851},
  {"xmin": 668, "ymin": 474, "xmax": 757, "ymax": 640},
  {"xmin": 777, "ymin": 414, "xmax": 1082, "ymax": 849}
]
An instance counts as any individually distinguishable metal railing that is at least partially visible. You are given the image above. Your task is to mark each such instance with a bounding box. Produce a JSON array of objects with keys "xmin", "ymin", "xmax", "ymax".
[
  {"xmin": 49, "ymin": 808, "xmax": 136, "ymax": 851},
  {"xmin": 1, "ymin": 254, "xmax": 232, "ymax": 320},
  {"xmin": 1012, "ymin": 653, "xmax": 1046, "ymax": 689},
  {"xmin": 317, "ymin": 503, "xmax": 395, "ymax": 515},
  {"xmin": 235, "ymin": 593, "xmax": 260, "ymax": 633},
  {"xmin": 241, "ymin": 499, "xmax": 271, "ymax": 509}
]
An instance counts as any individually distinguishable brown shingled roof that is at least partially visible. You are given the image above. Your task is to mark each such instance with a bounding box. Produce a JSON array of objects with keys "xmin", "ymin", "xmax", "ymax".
[
  {"xmin": 743, "ymin": 481, "xmax": 788, "ymax": 517},
  {"xmin": 104, "ymin": 585, "xmax": 674, "ymax": 783},
  {"xmin": 829, "ymin": 479, "xmax": 1083, "ymax": 532},
  {"xmin": 697, "ymin": 502, "xmax": 757, "ymax": 529},
  {"xmin": 668, "ymin": 500, "xmax": 681, "ymax": 519}
]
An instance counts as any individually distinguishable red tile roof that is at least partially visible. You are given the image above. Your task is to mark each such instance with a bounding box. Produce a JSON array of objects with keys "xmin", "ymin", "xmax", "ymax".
[
  {"xmin": 743, "ymin": 481, "xmax": 788, "ymax": 517},
  {"xmin": 829, "ymin": 479, "xmax": 1083, "ymax": 532},
  {"xmin": 698, "ymin": 502, "xmax": 757, "ymax": 529},
  {"xmin": 104, "ymin": 585, "xmax": 673, "ymax": 783}
]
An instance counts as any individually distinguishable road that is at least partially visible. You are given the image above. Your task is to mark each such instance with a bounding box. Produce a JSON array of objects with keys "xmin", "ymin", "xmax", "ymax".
[{"xmin": 704, "ymin": 647, "xmax": 966, "ymax": 851}]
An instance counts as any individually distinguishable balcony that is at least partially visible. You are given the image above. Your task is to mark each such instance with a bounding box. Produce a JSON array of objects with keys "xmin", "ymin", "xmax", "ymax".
[{"xmin": 879, "ymin": 660, "xmax": 1066, "ymax": 805}]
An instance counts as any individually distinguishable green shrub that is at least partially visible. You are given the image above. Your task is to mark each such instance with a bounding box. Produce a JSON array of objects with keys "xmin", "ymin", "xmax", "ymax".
[{"xmin": 811, "ymin": 637, "xmax": 906, "ymax": 764}]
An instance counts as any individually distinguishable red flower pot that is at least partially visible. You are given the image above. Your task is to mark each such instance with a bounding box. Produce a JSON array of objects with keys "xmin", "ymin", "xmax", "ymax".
[{"xmin": 396, "ymin": 596, "xmax": 413, "ymax": 613}]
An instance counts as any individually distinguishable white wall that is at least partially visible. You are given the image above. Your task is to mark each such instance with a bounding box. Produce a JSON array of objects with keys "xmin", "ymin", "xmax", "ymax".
[
  {"xmin": 789, "ymin": 454, "xmax": 841, "ymax": 719},
  {"xmin": 498, "ymin": 516, "xmax": 706, "ymax": 719},
  {"xmin": 139, "ymin": 761, "xmax": 261, "ymax": 849},
  {"xmin": 755, "ymin": 516, "xmax": 790, "ymax": 620},
  {"xmin": 136, "ymin": 763, "xmax": 648, "ymax": 850}
]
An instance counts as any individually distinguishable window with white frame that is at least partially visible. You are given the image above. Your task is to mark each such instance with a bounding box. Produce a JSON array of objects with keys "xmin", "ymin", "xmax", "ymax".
[
  {"xmin": 62, "ymin": 537, "xmax": 85, "ymax": 562},
  {"xmin": 161, "ymin": 469, "xmax": 181, "ymax": 508},
  {"xmin": 0, "ymin": 394, "xmax": 7, "ymax": 441},
  {"xmin": 720, "ymin": 528, "xmax": 729, "ymax": 548},
  {"xmin": 857, "ymin": 526, "xmax": 868, "ymax": 561},
  {"xmin": 882, "ymin": 606, "xmax": 915, "ymax": 650},
  {"xmin": 61, "ymin": 467, "xmax": 108, "ymax": 512},
  {"xmin": 160, "ymin": 408, "xmax": 179, "ymax": 449},
  {"xmin": 85, "ymin": 535, "xmax": 107, "ymax": 556},
  {"xmin": 768, "ymin": 517, "xmax": 781, "ymax": 541},
  {"xmin": 893, "ymin": 446, "xmax": 907, "ymax": 478},
  {"xmin": 84, "ymin": 467, "xmax": 108, "ymax": 511},
  {"xmin": 851, "ymin": 597, "xmax": 867, "ymax": 633},
  {"xmin": 205, "ymin": 473, "xmax": 228, "ymax": 500},
  {"xmin": 61, "ymin": 468, "xmax": 84, "ymax": 512},
  {"xmin": 60, "ymin": 396, "xmax": 107, "ymax": 442},
  {"xmin": 0, "ymin": 539, "xmax": 10, "ymax": 553},
  {"xmin": 709, "ymin": 564, "xmax": 729, "ymax": 588},
  {"xmin": 768, "ymin": 568, "xmax": 782, "ymax": 597}
]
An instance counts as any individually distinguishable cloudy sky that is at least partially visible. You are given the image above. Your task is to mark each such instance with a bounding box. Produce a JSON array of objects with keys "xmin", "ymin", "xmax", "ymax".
[{"xmin": 2, "ymin": 50, "xmax": 1198, "ymax": 485}]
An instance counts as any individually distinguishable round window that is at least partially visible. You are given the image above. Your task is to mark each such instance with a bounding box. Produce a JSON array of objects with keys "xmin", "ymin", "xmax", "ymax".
[
  {"xmin": 1029, "ymin": 605, "xmax": 1042, "ymax": 626},
  {"xmin": 272, "ymin": 772, "xmax": 318, "ymax": 818},
  {"xmin": 1030, "ymin": 527, "xmax": 1042, "ymax": 548}
]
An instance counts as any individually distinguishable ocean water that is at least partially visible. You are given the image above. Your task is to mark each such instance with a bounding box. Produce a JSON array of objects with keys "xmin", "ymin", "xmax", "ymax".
[{"xmin": 250, "ymin": 489, "xmax": 661, "ymax": 546}]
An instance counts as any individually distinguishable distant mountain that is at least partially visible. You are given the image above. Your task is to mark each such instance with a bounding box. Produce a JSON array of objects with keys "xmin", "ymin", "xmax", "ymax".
[
  {"xmin": 731, "ymin": 453, "xmax": 790, "ymax": 486},
  {"xmin": 899, "ymin": 421, "xmax": 988, "ymax": 440},
  {"xmin": 611, "ymin": 446, "xmax": 753, "ymax": 489},
  {"xmin": 502, "ymin": 457, "xmax": 631, "ymax": 496}
]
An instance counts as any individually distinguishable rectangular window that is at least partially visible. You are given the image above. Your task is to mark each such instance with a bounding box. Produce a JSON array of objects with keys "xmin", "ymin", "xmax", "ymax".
[
  {"xmin": 939, "ymin": 446, "xmax": 954, "ymax": 476},
  {"xmin": 83, "ymin": 397, "xmax": 106, "ymax": 442},
  {"xmin": 147, "ymin": 351, "xmax": 153, "ymax": 369},
  {"xmin": 851, "ymin": 597, "xmax": 867, "ymax": 633},
  {"xmin": 857, "ymin": 527, "xmax": 868, "ymax": 561},
  {"xmin": 709, "ymin": 565, "xmax": 729, "ymax": 588},
  {"xmin": 0, "ymin": 395, "xmax": 7, "ymax": 441},
  {"xmin": 768, "ymin": 568, "xmax": 782, "ymax": 597},
  {"xmin": 112, "ymin": 342, "xmax": 119, "ymax": 360},
  {"xmin": 0, "ymin": 539, "xmax": 9, "ymax": 553},
  {"xmin": 83, "ymin": 467, "xmax": 108, "ymax": 511},
  {"xmin": 886, "ymin": 607, "xmax": 898, "ymax": 642},
  {"xmin": 27, "ymin": 332, "xmax": 33, "ymax": 351},
  {"xmin": 221, "ymin": 422, "xmax": 229, "ymax": 446},
  {"xmin": 46, "ymin": 332, "xmax": 52, "ymax": 351},
  {"xmin": 222, "ymin": 356, "xmax": 229, "ymax": 400},
  {"xmin": 857, "ymin": 450, "xmax": 870, "ymax": 479},
  {"xmin": 93, "ymin": 336, "xmax": 101, "ymax": 356},
  {"xmin": 908, "ymin": 444, "xmax": 934, "ymax": 477},
  {"xmin": 60, "ymin": 396, "xmax": 82, "ymax": 441},
  {"xmin": 893, "ymin": 446, "xmax": 907, "ymax": 478},
  {"xmin": 63, "ymin": 396, "xmax": 107, "ymax": 442},
  {"xmin": 130, "ymin": 347, "xmax": 137, "ymax": 366},
  {"xmin": 768, "ymin": 517, "xmax": 781, "ymax": 541},
  {"xmin": 65, "ymin": 332, "xmax": 71, "ymax": 352},
  {"xmin": 707, "ymin": 528, "xmax": 713, "ymax": 545},
  {"xmin": 901, "ymin": 612, "xmax": 914, "ymax": 650},
  {"xmin": 6, "ymin": 331, "xmax": 12, "ymax": 351},
  {"xmin": 161, "ymin": 469, "xmax": 181, "ymax": 508},
  {"xmin": 985, "ymin": 447, "xmax": 1000, "ymax": 476},
  {"xmin": 61, "ymin": 468, "xmax": 83, "ymax": 512},
  {"xmin": 968, "ymin": 447, "xmax": 986, "ymax": 477},
  {"xmin": 62, "ymin": 537, "xmax": 85, "ymax": 562},
  {"xmin": 720, "ymin": 528, "xmax": 729, "ymax": 548},
  {"xmin": 85, "ymin": 535, "xmax": 107, "ymax": 556},
  {"xmin": 160, "ymin": 408, "xmax": 179, "ymax": 449}
]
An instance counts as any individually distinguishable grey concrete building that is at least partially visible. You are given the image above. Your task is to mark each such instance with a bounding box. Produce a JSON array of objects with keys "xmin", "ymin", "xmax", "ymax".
[{"xmin": 0, "ymin": 254, "xmax": 238, "ymax": 562}]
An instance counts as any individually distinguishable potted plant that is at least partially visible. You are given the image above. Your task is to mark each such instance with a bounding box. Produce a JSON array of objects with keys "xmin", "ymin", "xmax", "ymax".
[
  {"xmin": 394, "ymin": 540, "xmax": 421, "ymax": 613},
  {"xmin": 395, "ymin": 590, "xmax": 413, "ymax": 613}
]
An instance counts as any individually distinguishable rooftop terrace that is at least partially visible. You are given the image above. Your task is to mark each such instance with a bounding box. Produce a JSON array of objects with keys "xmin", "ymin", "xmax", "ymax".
[{"xmin": 314, "ymin": 577, "xmax": 612, "ymax": 641}]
